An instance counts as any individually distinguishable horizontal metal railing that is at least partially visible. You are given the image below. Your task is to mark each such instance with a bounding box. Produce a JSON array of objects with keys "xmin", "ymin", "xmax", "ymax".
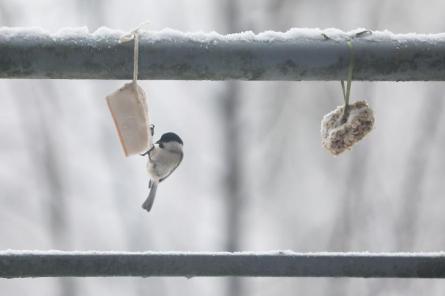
[
  {"xmin": 1, "ymin": 251, "xmax": 445, "ymax": 278},
  {"xmin": 1, "ymin": 28, "xmax": 445, "ymax": 80}
]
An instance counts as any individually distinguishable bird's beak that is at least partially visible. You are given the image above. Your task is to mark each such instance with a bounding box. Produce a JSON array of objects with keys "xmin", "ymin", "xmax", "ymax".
[{"xmin": 155, "ymin": 140, "xmax": 160, "ymax": 144}]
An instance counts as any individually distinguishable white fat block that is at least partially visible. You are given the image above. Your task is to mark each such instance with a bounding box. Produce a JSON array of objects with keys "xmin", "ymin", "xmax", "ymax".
[
  {"xmin": 321, "ymin": 100, "xmax": 374, "ymax": 155},
  {"xmin": 106, "ymin": 82, "xmax": 151, "ymax": 156}
]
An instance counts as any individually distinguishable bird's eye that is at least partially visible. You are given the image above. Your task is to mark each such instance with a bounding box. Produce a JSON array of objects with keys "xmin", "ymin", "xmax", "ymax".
[{"xmin": 159, "ymin": 142, "xmax": 164, "ymax": 148}]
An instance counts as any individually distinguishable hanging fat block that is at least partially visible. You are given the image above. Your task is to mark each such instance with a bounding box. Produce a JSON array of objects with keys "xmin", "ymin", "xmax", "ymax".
[
  {"xmin": 321, "ymin": 100, "xmax": 374, "ymax": 155},
  {"xmin": 106, "ymin": 82, "xmax": 151, "ymax": 157}
]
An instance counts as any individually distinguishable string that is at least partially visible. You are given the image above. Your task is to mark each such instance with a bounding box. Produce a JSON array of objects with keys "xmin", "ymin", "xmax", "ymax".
[
  {"xmin": 133, "ymin": 32, "xmax": 139, "ymax": 84},
  {"xmin": 119, "ymin": 21, "xmax": 150, "ymax": 84},
  {"xmin": 340, "ymin": 40, "xmax": 354, "ymax": 123},
  {"xmin": 340, "ymin": 80, "xmax": 347, "ymax": 103}
]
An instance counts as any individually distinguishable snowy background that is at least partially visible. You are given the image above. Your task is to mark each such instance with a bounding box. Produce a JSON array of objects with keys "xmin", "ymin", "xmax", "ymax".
[{"xmin": 1, "ymin": 0, "xmax": 445, "ymax": 295}]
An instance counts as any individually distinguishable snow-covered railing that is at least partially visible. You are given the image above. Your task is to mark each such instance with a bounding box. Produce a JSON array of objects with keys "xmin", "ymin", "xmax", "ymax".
[
  {"xmin": 1, "ymin": 27, "xmax": 445, "ymax": 81},
  {"xmin": 1, "ymin": 251, "xmax": 445, "ymax": 278}
]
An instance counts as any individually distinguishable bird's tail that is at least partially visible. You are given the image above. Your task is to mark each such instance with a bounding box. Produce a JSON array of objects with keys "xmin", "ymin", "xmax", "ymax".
[{"xmin": 142, "ymin": 180, "xmax": 158, "ymax": 212}]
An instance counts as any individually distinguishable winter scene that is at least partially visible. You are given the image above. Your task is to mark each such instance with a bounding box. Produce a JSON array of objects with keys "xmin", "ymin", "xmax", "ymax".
[{"xmin": 1, "ymin": 0, "xmax": 445, "ymax": 295}]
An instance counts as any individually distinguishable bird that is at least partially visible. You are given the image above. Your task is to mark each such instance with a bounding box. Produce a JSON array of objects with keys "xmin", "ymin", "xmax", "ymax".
[{"xmin": 141, "ymin": 132, "xmax": 183, "ymax": 212}]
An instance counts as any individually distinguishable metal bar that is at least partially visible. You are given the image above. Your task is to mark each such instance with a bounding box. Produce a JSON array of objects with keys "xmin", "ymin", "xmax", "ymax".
[
  {"xmin": 1, "ymin": 28, "xmax": 445, "ymax": 80},
  {"xmin": 1, "ymin": 251, "xmax": 445, "ymax": 278}
]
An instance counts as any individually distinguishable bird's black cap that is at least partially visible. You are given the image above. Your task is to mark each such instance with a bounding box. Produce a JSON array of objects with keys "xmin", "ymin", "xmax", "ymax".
[{"xmin": 157, "ymin": 132, "xmax": 183, "ymax": 145}]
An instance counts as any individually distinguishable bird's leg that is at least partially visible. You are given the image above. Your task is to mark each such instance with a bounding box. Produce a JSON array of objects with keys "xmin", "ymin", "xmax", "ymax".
[
  {"xmin": 140, "ymin": 124, "xmax": 156, "ymax": 156},
  {"xmin": 140, "ymin": 145, "xmax": 155, "ymax": 157}
]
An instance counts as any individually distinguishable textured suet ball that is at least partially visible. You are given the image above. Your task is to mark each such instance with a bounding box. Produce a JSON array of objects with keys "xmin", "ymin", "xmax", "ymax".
[{"xmin": 321, "ymin": 100, "xmax": 374, "ymax": 155}]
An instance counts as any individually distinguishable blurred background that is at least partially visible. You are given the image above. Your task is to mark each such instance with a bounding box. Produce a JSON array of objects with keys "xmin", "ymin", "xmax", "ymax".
[{"xmin": 1, "ymin": 0, "xmax": 445, "ymax": 295}]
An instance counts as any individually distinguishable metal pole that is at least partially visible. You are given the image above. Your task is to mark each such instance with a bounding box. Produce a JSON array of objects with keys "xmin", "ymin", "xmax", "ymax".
[
  {"xmin": 1, "ymin": 251, "xmax": 445, "ymax": 278},
  {"xmin": 1, "ymin": 28, "xmax": 445, "ymax": 80}
]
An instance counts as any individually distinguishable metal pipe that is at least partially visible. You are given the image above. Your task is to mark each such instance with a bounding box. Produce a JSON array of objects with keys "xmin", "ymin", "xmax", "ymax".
[
  {"xmin": 1, "ymin": 28, "xmax": 445, "ymax": 80},
  {"xmin": 1, "ymin": 251, "xmax": 445, "ymax": 278}
]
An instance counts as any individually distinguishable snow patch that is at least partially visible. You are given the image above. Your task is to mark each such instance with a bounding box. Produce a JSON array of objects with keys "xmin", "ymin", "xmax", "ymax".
[
  {"xmin": 54, "ymin": 26, "xmax": 89, "ymax": 38},
  {"xmin": 1, "ymin": 26, "xmax": 445, "ymax": 44},
  {"xmin": 1, "ymin": 250, "xmax": 445, "ymax": 257}
]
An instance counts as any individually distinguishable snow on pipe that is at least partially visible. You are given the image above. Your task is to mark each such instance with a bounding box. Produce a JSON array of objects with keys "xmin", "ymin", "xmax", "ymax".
[
  {"xmin": 1, "ymin": 27, "xmax": 445, "ymax": 81},
  {"xmin": 2, "ymin": 251, "xmax": 445, "ymax": 278}
]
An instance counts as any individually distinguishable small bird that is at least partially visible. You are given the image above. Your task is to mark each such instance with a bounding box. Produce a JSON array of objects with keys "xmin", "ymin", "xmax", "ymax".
[{"xmin": 141, "ymin": 132, "xmax": 183, "ymax": 212}]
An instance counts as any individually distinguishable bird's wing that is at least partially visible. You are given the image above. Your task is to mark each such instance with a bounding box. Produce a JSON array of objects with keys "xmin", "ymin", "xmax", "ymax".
[{"xmin": 159, "ymin": 152, "xmax": 183, "ymax": 183}]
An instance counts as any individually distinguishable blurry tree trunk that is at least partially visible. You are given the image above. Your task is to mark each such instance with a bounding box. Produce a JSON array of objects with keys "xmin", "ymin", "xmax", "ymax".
[
  {"xmin": 224, "ymin": 82, "xmax": 242, "ymax": 254},
  {"xmin": 365, "ymin": 87, "xmax": 445, "ymax": 296},
  {"xmin": 223, "ymin": 82, "xmax": 243, "ymax": 295},
  {"xmin": 12, "ymin": 82, "xmax": 77, "ymax": 296},
  {"xmin": 222, "ymin": 1, "xmax": 243, "ymax": 296},
  {"xmin": 259, "ymin": 0, "xmax": 299, "ymax": 184},
  {"xmin": 326, "ymin": 111, "xmax": 371, "ymax": 250},
  {"xmin": 36, "ymin": 83, "xmax": 77, "ymax": 296},
  {"xmin": 396, "ymin": 88, "xmax": 444, "ymax": 250},
  {"xmin": 2, "ymin": 4, "xmax": 76, "ymax": 294}
]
